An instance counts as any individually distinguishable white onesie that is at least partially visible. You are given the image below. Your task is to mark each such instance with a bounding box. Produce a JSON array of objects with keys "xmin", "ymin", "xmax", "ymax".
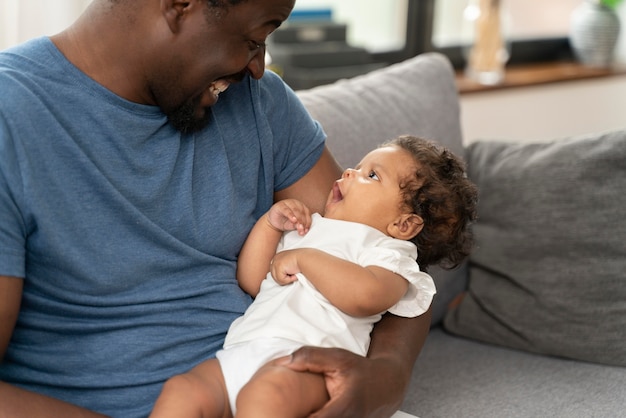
[{"xmin": 216, "ymin": 214, "xmax": 436, "ymax": 413}]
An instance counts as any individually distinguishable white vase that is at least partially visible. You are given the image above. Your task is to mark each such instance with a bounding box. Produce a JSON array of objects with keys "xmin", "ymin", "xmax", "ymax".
[{"xmin": 570, "ymin": 0, "xmax": 622, "ymax": 68}]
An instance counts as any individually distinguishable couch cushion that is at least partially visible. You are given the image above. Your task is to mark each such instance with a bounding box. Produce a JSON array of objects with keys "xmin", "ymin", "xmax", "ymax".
[
  {"xmin": 444, "ymin": 129, "xmax": 626, "ymax": 366},
  {"xmin": 297, "ymin": 53, "xmax": 467, "ymax": 325},
  {"xmin": 402, "ymin": 328, "xmax": 626, "ymax": 417}
]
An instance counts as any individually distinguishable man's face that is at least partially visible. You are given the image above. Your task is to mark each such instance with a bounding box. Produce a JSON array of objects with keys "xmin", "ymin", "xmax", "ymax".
[{"xmin": 153, "ymin": 0, "xmax": 295, "ymax": 133}]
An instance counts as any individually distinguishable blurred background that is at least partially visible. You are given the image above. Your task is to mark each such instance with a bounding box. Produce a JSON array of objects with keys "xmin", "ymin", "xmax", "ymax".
[
  {"xmin": 3, "ymin": 0, "xmax": 626, "ymax": 87},
  {"xmin": 2, "ymin": 0, "xmax": 625, "ymax": 143}
]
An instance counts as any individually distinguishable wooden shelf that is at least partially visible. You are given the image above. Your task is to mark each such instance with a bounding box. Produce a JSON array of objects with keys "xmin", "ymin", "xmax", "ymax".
[{"xmin": 456, "ymin": 61, "xmax": 626, "ymax": 94}]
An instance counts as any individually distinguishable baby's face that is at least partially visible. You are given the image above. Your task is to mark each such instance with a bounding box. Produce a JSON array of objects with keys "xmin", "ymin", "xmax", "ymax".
[{"xmin": 324, "ymin": 145, "xmax": 417, "ymax": 234}]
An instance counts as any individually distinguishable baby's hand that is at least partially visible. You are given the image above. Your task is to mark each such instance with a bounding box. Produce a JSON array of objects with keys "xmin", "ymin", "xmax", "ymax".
[
  {"xmin": 266, "ymin": 199, "xmax": 312, "ymax": 235},
  {"xmin": 270, "ymin": 249, "xmax": 301, "ymax": 286}
]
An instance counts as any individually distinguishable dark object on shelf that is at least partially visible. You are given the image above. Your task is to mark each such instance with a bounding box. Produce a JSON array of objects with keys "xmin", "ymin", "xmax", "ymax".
[{"xmin": 268, "ymin": 22, "xmax": 386, "ymax": 90}]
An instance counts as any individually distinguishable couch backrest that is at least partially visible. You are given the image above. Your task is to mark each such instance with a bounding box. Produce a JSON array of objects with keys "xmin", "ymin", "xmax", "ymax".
[
  {"xmin": 296, "ymin": 53, "xmax": 466, "ymax": 325},
  {"xmin": 296, "ymin": 52, "xmax": 463, "ymax": 169}
]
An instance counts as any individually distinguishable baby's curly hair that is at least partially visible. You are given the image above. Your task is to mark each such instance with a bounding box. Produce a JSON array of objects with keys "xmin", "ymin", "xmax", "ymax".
[{"xmin": 383, "ymin": 135, "xmax": 478, "ymax": 270}]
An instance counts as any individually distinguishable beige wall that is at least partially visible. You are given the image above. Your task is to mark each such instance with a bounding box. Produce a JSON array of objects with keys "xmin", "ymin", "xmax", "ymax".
[
  {"xmin": 0, "ymin": 0, "xmax": 91, "ymax": 50},
  {"xmin": 460, "ymin": 75, "xmax": 626, "ymax": 144}
]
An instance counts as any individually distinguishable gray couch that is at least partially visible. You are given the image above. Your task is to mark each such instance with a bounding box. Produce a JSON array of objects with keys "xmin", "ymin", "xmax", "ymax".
[{"xmin": 296, "ymin": 53, "xmax": 626, "ymax": 417}]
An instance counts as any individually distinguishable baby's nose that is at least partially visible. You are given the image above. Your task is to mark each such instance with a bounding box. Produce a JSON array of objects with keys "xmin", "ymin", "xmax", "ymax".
[{"xmin": 342, "ymin": 168, "xmax": 356, "ymax": 178}]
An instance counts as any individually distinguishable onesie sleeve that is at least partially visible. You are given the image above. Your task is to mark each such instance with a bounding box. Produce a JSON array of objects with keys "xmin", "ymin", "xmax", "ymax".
[
  {"xmin": 358, "ymin": 247, "xmax": 436, "ymax": 318},
  {"xmin": 257, "ymin": 70, "xmax": 326, "ymax": 192}
]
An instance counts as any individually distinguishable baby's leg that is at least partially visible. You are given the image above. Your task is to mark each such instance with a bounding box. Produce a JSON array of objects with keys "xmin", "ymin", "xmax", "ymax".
[
  {"xmin": 150, "ymin": 358, "xmax": 232, "ymax": 418},
  {"xmin": 235, "ymin": 359, "xmax": 329, "ymax": 418}
]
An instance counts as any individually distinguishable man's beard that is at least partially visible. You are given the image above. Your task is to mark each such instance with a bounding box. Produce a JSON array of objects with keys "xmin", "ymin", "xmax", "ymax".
[{"xmin": 167, "ymin": 96, "xmax": 211, "ymax": 134}]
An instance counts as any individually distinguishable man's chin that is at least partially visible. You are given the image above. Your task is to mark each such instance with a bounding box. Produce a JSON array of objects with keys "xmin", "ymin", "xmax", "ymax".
[{"xmin": 168, "ymin": 102, "xmax": 211, "ymax": 134}]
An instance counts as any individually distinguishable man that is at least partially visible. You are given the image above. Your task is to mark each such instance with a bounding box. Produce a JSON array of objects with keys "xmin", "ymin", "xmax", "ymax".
[{"xmin": 0, "ymin": 0, "xmax": 431, "ymax": 416}]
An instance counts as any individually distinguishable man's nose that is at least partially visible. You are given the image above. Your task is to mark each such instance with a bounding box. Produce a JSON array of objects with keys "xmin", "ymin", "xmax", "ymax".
[{"xmin": 246, "ymin": 47, "xmax": 266, "ymax": 80}]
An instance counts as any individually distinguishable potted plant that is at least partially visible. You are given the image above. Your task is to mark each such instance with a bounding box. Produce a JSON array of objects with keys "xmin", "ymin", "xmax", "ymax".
[{"xmin": 600, "ymin": 0, "xmax": 624, "ymax": 9}]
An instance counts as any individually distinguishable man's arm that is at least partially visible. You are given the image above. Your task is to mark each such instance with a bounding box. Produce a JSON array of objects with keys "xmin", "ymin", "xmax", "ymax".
[
  {"xmin": 281, "ymin": 310, "xmax": 431, "ymax": 418},
  {"xmin": 0, "ymin": 275, "xmax": 108, "ymax": 418},
  {"xmin": 276, "ymin": 146, "xmax": 431, "ymax": 417},
  {"xmin": 0, "ymin": 276, "xmax": 22, "ymax": 361},
  {"xmin": 363, "ymin": 311, "xmax": 431, "ymax": 416}
]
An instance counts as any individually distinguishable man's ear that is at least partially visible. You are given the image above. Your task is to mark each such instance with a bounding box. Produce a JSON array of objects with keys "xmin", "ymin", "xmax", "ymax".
[
  {"xmin": 387, "ymin": 213, "xmax": 424, "ymax": 240},
  {"xmin": 161, "ymin": 0, "xmax": 190, "ymax": 34}
]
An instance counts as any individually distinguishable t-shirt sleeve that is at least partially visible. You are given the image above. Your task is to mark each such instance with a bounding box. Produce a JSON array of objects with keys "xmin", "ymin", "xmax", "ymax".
[
  {"xmin": 0, "ymin": 120, "xmax": 27, "ymax": 278},
  {"xmin": 258, "ymin": 71, "xmax": 327, "ymax": 192}
]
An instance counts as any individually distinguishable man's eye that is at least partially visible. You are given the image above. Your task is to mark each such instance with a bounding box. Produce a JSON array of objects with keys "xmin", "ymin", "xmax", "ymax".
[{"xmin": 368, "ymin": 170, "xmax": 379, "ymax": 181}]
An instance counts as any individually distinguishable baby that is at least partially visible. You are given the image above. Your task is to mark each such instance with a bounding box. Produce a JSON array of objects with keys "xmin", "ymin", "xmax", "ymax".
[{"xmin": 150, "ymin": 135, "xmax": 478, "ymax": 418}]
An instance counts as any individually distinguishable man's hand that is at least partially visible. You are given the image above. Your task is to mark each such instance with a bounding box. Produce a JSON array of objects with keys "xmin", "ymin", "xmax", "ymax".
[
  {"xmin": 277, "ymin": 311, "xmax": 432, "ymax": 418},
  {"xmin": 277, "ymin": 346, "xmax": 405, "ymax": 418}
]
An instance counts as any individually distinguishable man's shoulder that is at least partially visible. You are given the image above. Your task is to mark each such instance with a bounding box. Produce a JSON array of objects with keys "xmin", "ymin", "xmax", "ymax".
[
  {"xmin": 0, "ymin": 37, "xmax": 50, "ymax": 68},
  {"xmin": 0, "ymin": 38, "xmax": 57, "ymax": 100}
]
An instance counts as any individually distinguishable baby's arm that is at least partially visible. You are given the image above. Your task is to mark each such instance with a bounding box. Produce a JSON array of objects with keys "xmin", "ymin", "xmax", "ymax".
[
  {"xmin": 236, "ymin": 199, "xmax": 311, "ymax": 297},
  {"xmin": 270, "ymin": 249, "xmax": 408, "ymax": 317}
]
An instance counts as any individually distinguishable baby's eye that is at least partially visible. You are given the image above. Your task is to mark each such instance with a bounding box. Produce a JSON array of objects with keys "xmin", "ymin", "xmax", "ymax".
[{"xmin": 368, "ymin": 170, "xmax": 379, "ymax": 181}]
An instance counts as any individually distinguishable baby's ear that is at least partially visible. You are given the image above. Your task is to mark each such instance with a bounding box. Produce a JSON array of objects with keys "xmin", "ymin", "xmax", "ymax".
[{"xmin": 388, "ymin": 214, "xmax": 423, "ymax": 240}]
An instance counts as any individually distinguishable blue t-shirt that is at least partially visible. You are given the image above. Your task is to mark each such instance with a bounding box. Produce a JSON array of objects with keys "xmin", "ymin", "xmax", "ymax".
[{"xmin": 0, "ymin": 37, "xmax": 325, "ymax": 417}]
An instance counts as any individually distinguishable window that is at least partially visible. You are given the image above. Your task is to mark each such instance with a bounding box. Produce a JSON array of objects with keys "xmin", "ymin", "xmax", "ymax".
[
  {"xmin": 0, "ymin": 0, "xmax": 91, "ymax": 51},
  {"xmin": 432, "ymin": 0, "xmax": 582, "ymax": 45},
  {"xmin": 279, "ymin": 0, "xmax": 586, "ymax": 73},
  {"xmin": 268, "ymin": 0, "xmax": 426, "ymax": 88},
  {"xmin": 287, "ymin": 0, "xmax": 419, "ymax": 64},
  {"xmin": 429, "ymin": 0, "xmax": 580, "ymax": 68},
  {"xmin": 291, "ymin": 0, "xmax": 408, "ymax": 53},
  {"xmin": 6, "ymin": 1, "xmax": 616, "ymax": 89}
]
